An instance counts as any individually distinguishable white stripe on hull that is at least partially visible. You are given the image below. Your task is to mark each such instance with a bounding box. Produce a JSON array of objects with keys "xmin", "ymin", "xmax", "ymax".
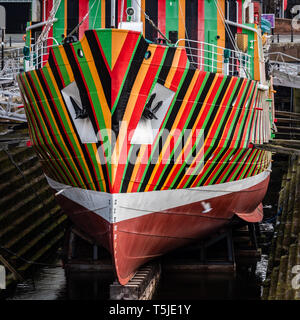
[{"xmin": 46, "ymin": 165, "xmax": 271, "ymax": 224}]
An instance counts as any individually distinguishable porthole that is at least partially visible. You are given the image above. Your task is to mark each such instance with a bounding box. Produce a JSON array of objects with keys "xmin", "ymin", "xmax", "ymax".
[
  {"xmin": 144, "ymin": 51, "xmax": 151, "ymax": 60},
  {"xmin": 77, "ymin": 49, "xmax": 84, "ymax": 58}
]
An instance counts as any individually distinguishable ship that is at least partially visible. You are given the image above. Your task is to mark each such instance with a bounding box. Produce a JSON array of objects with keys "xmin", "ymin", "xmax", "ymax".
[{"xmin": 17, "ymin": 0, "xmax": 275, "ymax": 285}]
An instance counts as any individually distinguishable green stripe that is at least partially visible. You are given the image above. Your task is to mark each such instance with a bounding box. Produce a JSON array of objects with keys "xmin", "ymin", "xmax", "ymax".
[
  {"xmin": 229, "ymin": 149, "xmax": 252, "ymax": 182},
  {"xmin": 119, "ymin": 145, "xmax": 134, "ymax": 192},
  {"xmin": 112, "ymin": 34, "xmax": 143, "ymax": 114},
  {"xmin": 155, "ymin": 72, "xmax": 210, "ymax": 190},
  {"xmin": 89, "ymin": 0, "xmax": 102, "ymax": 29},
  {"xmin": 233, "ymin": 82, "xmax": 256, "ymax": 149},
  {"xmin": 219, "ymin": 148, "xmax": 246, "ymax": 183},
  {"xmin": 118, "ymin": 46, "xmax": 169, "ymax": 191},
  {"xmin": 239, "ymin": 149, "xmax": 258, "ymax": 180},
  {"xmin": 54, "ymin": 1, "xmax": 66, "ymax": 44},
  {"xmin": 71, "ymin": 41, "xmax": 110, "ymax": 140},
  {"xmin": 170, "ymin": 75, "xmax": 227, "ymax": 188},
  {"xmin": 85, "ymin": 143, "xmax": 105, "ymax": 191},
  {"xmin": 204, "ymin": 0, "xmax": 218, "ymax": 72},
  {"xmin": 166, "ymin": 0, "xmax": 179, "ymax": 40},
  {"xmin": 136, "ymin": 63, "xmax": 190, "ymax": 192},
  {"xmin": 23, "ymin": 73, "xmax": 72, "ymax": 185},
  {"xmin": 243, "ymin": 86, "xmax": 258, "ymax": 148},
  {"xmin": 52, "ymin": 47, "xmax": 71, "ymax": 84},
  {"xmin": 37, "ymin": 68, "xmax": 84, "ymax": 185}
]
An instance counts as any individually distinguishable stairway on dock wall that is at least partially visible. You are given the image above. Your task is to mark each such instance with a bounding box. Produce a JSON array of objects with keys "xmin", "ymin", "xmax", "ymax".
[{"xmin": 0, "ymin": 145, "xmax": 68, "ymax": 290}]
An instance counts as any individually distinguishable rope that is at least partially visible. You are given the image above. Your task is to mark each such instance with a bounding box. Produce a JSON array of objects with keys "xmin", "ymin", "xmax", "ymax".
[
  {"xmin": 178, "ymin": 0, "xmax": 198, "ymax": 66},
  {"xmin": 212, "ymin": 0, "xmax": 250, "ymax": 77},
  {"xmin": 92, "ymin": 0, "xmax": 101, "ymax": 30},
  {"xmin": 132, "ymin": 0, "xmax": 171, "ymax": 44},
  {"xmin": 36, "ymin": 0, "xmax": 62, "ymax": 45},
  {"xmin": 67, "ymin": 0, "xmax": 98, "ymax": 39}
]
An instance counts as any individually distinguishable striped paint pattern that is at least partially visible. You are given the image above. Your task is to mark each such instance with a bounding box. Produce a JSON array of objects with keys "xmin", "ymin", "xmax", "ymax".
[{"xmin": 17, "ymin": 29, "xmax": 271, "ymax": 194}]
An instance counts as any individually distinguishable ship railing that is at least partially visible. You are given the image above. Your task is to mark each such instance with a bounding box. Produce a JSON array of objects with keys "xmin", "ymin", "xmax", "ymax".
[
  {"xmin": 175, "ymin": 39, "xmax": 252, "ymax": 79},
  {"xmin": 24, "ymin": 39, "xmax": 59, "ymax": 71},
  {"xmin": 1, "ymin": 47, "xmax": 24, "ymax": 81}
]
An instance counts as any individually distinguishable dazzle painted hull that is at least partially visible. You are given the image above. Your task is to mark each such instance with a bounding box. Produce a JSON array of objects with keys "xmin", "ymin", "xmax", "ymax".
[{"xmin": 17, "ymin": 29, "xmax": 273, "ymax": 284}]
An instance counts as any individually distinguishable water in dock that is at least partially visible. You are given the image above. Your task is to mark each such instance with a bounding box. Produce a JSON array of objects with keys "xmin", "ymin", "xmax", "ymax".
[{"xmin": 7, "ymin": 257, "xmax": 267, "ymax": 300}]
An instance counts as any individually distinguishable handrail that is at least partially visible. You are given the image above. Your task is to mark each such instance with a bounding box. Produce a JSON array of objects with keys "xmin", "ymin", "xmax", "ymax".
[
  {"xmin": 266, "ymin": 51, "xmax": 300, "ymax": 63},
  {"xmin": 175, "ymin": 38, "xmax": 252, "ymax": 79}
]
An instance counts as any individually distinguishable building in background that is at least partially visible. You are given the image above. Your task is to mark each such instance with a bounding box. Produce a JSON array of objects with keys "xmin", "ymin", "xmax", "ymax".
[{"xmin": 0, "ymin": 0, "xmax": 34, "ymax": 34}]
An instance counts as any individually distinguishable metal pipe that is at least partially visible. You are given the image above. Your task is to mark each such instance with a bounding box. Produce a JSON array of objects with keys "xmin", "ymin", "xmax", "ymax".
[
  {"xmin": 1, "ymin": 29, "xmax": 4, "ymax": 70},
  {"xmin": 26, "ymin": 19, "xmax": 57, "ymax": 31},
  {"xmin": 225, "ymin": 19, "xmax": 259, "ymax": 35}
]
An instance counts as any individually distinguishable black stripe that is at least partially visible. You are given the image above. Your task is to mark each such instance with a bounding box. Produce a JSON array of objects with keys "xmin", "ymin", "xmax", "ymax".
[
  {"xmin": 115, "ymin": 0, "xmax": 118, "ymax": 28},
  {"xmin": 145, "ymin": 0, "xmax": 158, "ymax": 41},
  {"xmin": 25, "ymin": 73, "xmax": 75, "ymax": 186},
  {"xmin": 236, "ymin": 82, "xmax": 256, "ymax": 147},
  {"xmin": 221, "ymin": 148, "xmax": 249, "ymax": 181},
  {"xmin": 157, "ymin": 47, "xmax": 176, "ymax": 85},
  {"xmin": 111, "ymin": 36, "xmax": 148, "ymax": 138},
  {"xmin": 67, "ymin": 0, "xmax": 79, "ymax": 37},
  {"xmin": 48, "ymin": 49, "xmax": 109, "ymax": 190},
  {"xmin": 225, "ymin": 80, "xmax": 251, "ymax": 145},
  {"xmin": 185, "ymin": 76, "xmax": 243, "ymax": 187},
  {"xmin": 36, "ymin": 69, "xmax": 91, "ymax": 188},
  {"xmin": 139, "ymin": 68, "xmax": 196, "ymax": 192},
  {"xmin": 63, "ymin": 43, "xmax": 99, "ymax": 135},
  {"xmin": 185, "ymin": 0, "xmax": 198, "ymax": 64},
  {"xmin": 121, "ymin": 145, "xmax": 141, "ymax": 193},
  {"xmin": 156, "ymin": 72, "xmax": 215, "ymax": 190},
  {"xmin": 105, "ymin": 0, "xmax": 111, "ymax": 28},
  {"xmin": 20, "ymin": 76, "xmax": 60, "ymax": 182},
  {"xmin": 48, "ymin": 52, "xmax": 64, "ymax": 91},
  {"xmin": 85, "ymin": 30, "xmax": 111, "ymax": 109},
  {"xmin": 234, "ymin": 149, "xmax": 255, "ymax": 179}
]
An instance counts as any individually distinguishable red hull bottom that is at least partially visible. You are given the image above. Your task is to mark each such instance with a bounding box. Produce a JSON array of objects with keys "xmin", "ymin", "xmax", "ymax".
[{"xmin": 55, "ymin": 174, "xmax": 270, "ymax": 285}]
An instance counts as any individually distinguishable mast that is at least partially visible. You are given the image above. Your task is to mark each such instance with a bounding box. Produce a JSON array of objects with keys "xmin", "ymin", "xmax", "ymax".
[{"xmin": 118, "ymin": 0, "xmax": 143, "ymax": 34}]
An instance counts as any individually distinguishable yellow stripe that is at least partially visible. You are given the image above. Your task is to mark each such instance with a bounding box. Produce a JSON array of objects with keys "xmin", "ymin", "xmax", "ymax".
[
  {"xmin": 24, "ymin": 72, "xmax": 76, "ymax": 185},
  {"xmin": 111, "ymin": 31, "xmax": 128, "ymax": 70},
  {"xmin": 144, "ymin": 70, "xmax": 201, "ymax": 192},
  {"xmin": 141, "ymin": 0, "xmax": 146, "ymax": 36},
  {"xmin": 41, "ymin": 67, "xmax": 96, "ymax": 189},
  {"xmin": 217, "ymin": 0, "xmax": 225, "ymax": 72},
  {"xmin": 58, "ymin": 46, "xmax": 74, "ymax": 81},
  {"xmin": 64, "ymin": 0, "xmax": 68, "ymax": 37},
  {"xmin": 111, "ymin": 45, "xmax": 157, "ymax": 185},
  {"xmin": 162, "ymin": 74, "xmax": 219, "ymax": 189},
  {"xmin": 253, "ymin": 28, "xmax": 260, "ymax": 81},
  {"xmin": 81, "ymin": 36, "xmax": 111, "ymax": 133},
  {"xmin": 164, "ymin": 48, "xmax": 184, "ymax": 89},
  {"xmin": 178, "ymin": 0, "xmax": 185, "ymax": 40},
  {"xmin": 101, "ymin": 0, "xmax": 106, "ymax": 29},
  {"xmin": 92, "ymin": 143, "xmax": 106, "ymax": 192},
  {"xmin": 126, "ymin": 144, "xmax": 147, "ymax": 193}
]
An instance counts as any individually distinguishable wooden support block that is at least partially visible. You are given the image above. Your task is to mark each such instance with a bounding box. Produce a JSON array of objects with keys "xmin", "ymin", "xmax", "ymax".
[{"xmin": 109, "ymin": 262, "xmax": 161, "ymax": 300}]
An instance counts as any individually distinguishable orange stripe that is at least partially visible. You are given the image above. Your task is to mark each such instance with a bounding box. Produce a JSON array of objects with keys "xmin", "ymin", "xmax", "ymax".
[
  {"xmin": 145, "ymin": 71, "xmax": 201, "ymax": 192},
  {"xmin": 162, "ymin": 75, "xmax": 219, "ymax": 189},
  {"xmin": 178, "ymin": 0, "xmax": 185, "ymax": 40},
  {"xmin": 35, "ymin": 68, "xmax": 91, "ymax": 188},
  {"xmin": 111, "ymin": 46, "xmax": 159, "ymax": 185}
]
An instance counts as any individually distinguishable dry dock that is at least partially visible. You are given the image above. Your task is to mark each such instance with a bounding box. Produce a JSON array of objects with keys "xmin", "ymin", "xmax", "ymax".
[
  {"xmin": 262, "ymin": 156, "xmax": 300, "ymax": 300},
  {"xmin": 0, "ymin": 140, "xmax": 68, "ymax": 294}
]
